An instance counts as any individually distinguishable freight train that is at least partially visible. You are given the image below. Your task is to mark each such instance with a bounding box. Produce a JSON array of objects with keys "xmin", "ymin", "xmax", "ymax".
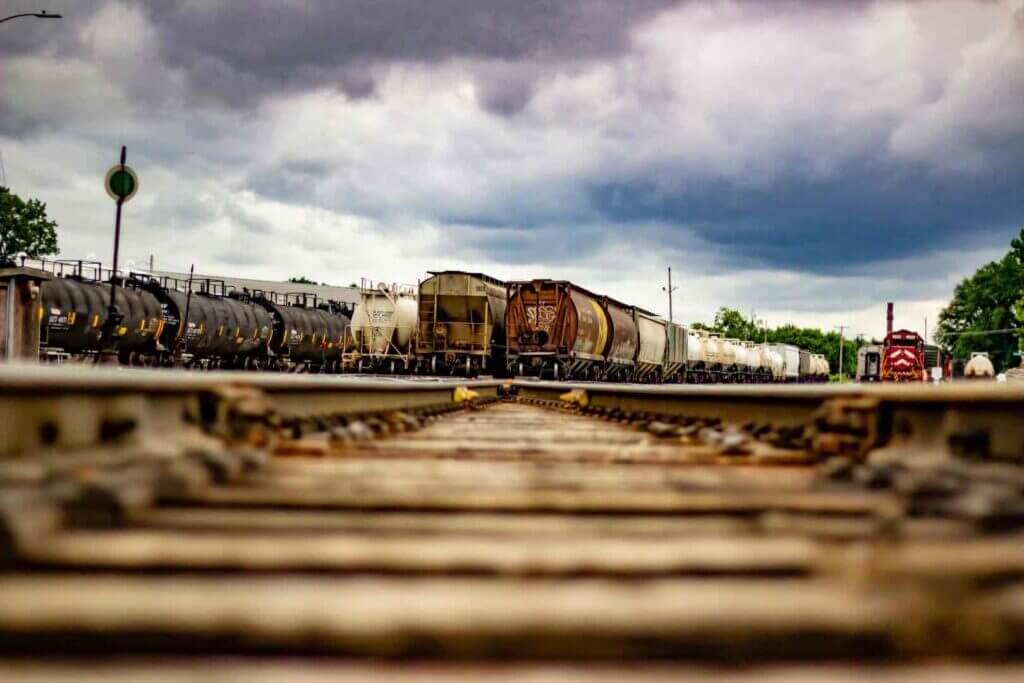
[
  {"xmin": 35, "ymin": 264, "xmax": 831, "ymax": 383},
  {"xmin": 504, "ymin": 279, "xmax": 827, "ymax": 383},
  {"xmin": 40, "ymin": 270, "xmax": 352, "ymax": 372}
]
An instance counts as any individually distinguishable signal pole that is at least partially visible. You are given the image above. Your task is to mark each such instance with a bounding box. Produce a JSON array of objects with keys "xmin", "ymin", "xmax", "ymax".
[
  {"xmin": 661, "ymin": 267, "xmax": 678, "ymax": 323},
  {"xmin": 835, "ymin": 325, "xmax": 849, "ymax": 382}
]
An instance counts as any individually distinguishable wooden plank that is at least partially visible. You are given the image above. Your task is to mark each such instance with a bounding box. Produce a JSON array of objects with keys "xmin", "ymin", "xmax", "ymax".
[
  {"xmin": 180, "ymin": 483, "xmax": 891, "ymax": 516},
  {"xmin": 132, "ymin": 508, "xmax": 759, "ymax": 538},
  {"xmin": 21, "ymin": 529, "xmax": 819, "ymax": 576},
  {"xmin": 3, "ymin": 661, "xmax": 1024, "ymax": 682},
  {"xmin": 0, "ymin": 575, "xmax": 909, "ymax": 658}
]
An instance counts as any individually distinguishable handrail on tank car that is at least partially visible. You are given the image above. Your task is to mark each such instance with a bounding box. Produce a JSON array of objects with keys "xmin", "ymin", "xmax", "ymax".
[
  {"xmin": 361, "ymin": 277, "xmax": 417, "ymax": 298},
  {"xmin": 281, "ymin": 292, "xmax": 321, "ymax": 308},
  {"xmin": 34, "ymin": 258, "xmax": 106, "ymax": 281}
]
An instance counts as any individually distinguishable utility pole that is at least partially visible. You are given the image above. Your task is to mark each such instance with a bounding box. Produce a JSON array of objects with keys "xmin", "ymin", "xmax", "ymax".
[
  {"xmin": 661, "ymin": 267, "xmax": 678, "ymax": 324},
  {"xmin": 149, "ymin": 253, "xmax": 154, "ymax": 272},
  {"xmin": 835, "ymin": 325, "xmax": 849, "ymax": 382}
]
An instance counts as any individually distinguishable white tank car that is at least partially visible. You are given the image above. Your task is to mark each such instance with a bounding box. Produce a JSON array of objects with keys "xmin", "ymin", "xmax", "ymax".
[
  {"xmin": 686, "ymin": 332, "xmax": 705, "ymax": 364},
  {"xmin": 764, "ymin": 346, "xmax": 784, "ymax": 381},
  {"xmin": 702, "ymin": 335, "xmax": 722, "ymax": 366},
  {"xmin": 635, "ymin": 313, "xmax": 667, "ymax": 380},
  {"xmin": 746, "ymin": 342, "xmax": 766, "ymax": 374},
  {"xmin": 731, "ymin": 340, "xmax": 749, "ymax": 369},
  {"xmin": 351, "ymin": 282, "xmax": 418, "ymax": 356},
  {"xmin": 717, "ymin": 337, "xmax": 736, "ymax": 367},
  {"xmin": 964, "ymin": 352, "xmax": 995, "ymax": 379}
]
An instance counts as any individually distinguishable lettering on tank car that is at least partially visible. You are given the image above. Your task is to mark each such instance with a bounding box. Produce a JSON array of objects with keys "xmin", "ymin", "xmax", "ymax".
[
  {"xmin": 159, "ymin": 302, "xmax": 179, "ymax": 327},
  {"xmin": 47, "ymin": 308, "xmax": 70, "ymax": 331}
]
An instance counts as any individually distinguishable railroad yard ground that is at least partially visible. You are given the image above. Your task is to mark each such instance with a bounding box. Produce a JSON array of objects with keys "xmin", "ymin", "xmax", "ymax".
[{"xmin": 2, "ymin": 366, "xmax": 1024, "ymax": 679}]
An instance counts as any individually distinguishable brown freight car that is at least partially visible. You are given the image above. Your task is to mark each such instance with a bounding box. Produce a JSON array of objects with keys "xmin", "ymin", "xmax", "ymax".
[{"xmin": 506, "ymin": 279, "xmax": 641, "ymax": 380}]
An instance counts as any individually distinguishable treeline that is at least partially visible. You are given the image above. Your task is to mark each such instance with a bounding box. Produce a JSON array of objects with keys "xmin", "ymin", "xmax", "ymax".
[
  {"xmin": 691, "ymin": 308, "xmax": 862, "ymax": 379},
  {"xmin": 937, "ymin": 228, "xmax": 1024, "ymax": 372}
]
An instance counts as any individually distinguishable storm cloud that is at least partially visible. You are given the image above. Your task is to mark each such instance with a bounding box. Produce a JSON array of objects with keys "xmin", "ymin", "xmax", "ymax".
[{"xmin": 2, "ymin": 0, "xmax": 1023, "ymax": 338}]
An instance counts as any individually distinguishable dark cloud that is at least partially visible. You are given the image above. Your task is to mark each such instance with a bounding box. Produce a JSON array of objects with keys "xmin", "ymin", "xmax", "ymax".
[
  {"xmin": 142, "ymin": 0, "xmax": 672, "ymax": 108},
  {"xmin": 587, "ymin": 154, "xmax": 1024, "ymax": 272}
]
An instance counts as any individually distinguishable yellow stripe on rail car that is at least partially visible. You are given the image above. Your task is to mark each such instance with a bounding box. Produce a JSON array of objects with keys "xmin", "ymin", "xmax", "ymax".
[{"xmin": 589, "ymin": 299, "xmax": 608, "ymax": 355}]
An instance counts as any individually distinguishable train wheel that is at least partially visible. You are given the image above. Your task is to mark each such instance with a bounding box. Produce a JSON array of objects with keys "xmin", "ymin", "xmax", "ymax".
[{"xmin": 465, "ymin": 358, "xmax": 472, "ymax": 377}]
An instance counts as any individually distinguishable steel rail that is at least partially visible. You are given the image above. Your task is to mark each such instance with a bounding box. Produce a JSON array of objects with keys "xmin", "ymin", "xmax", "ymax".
[
  {"xmin": 511, "ymin": 379, "xmax": 1024, "ymax": 461},
  {"xmin": 0, "ymin": 364, "xmax": 502, "ymax": 461}
]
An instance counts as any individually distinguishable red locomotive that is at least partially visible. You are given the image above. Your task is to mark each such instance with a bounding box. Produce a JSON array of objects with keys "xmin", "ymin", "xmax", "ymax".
[{"xmin": 880, "ymin": 303, "xmax": 927, "ymax": 383}]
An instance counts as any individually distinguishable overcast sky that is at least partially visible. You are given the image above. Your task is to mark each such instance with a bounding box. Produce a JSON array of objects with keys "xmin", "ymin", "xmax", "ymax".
[{"xmin": 3, "ymin": 0, "xmax": 1023, "ymax": 340}]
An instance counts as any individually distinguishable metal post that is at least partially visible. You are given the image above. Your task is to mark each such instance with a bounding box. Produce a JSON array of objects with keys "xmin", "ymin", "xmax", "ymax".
[
  {"xmin": 178, "ymin": 264, "xmax": 195, "ymax": 357},
  {"xmin": 100, "ymin": 146, "xmax": 128, "ymax": 352}
]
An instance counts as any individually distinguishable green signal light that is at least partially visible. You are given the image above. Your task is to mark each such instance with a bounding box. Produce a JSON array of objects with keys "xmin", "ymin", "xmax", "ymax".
[{"xmin": 108, "ymin": 170, "xmax": 136, "ymax": 198}]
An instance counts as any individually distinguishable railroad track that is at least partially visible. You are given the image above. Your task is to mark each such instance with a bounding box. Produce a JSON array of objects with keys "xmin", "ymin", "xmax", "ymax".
[{"xmin": 2, "ymin": 365, "xmax": 1024, "ymax": 679}]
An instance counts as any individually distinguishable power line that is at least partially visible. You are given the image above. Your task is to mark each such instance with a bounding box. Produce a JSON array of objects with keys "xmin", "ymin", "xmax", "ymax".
[{"xmin": 942, "ymin": 328, "xmax": 1020, "ymax": 338}]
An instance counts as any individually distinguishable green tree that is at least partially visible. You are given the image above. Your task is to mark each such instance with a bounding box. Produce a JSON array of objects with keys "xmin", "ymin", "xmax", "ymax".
[
  {"xmin": 0, "ymin": 186, "xmax": 59, "ymax": 261},
  {"xmin": 936, "ymin": 227, "xmax": 1024, "ymax": 371},
  {"xmin": 713, "ymin": 307, "xmax": 759, "ymax": 340},
  {"xmin": 1016, "ymin": 294, "xmax": 1024, "ymax": 364},
  {"xmin": 287, "ymin": 276, "xmax": 316, "ymax": 285}
]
